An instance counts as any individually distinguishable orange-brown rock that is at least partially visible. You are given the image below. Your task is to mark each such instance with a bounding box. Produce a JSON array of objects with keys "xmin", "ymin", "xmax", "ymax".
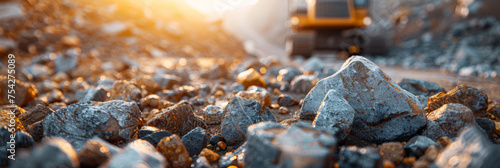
[
  {"xmin": 236, "ymin": 68, "xmax": 266, "ymax": 88},
  {"xmin": 0, "ymin": 76, "xmax": 38, "ymax": 107},
  {"xmin": 19, "ymin": 104, "xmax": 53, "ymax": 127},
  {"xmin": 425, "ymin": 84, "xmax": 488, "ymax": 116},
  {"xmin": 199, "ymin": 148, "xmax": 220, "ymax": 162},
  {"xmin": 235, "ymin": 90, "xmax": 271, "ymax": 107},
  {"xmin": 378, "ymin": 142, "xmax": 405, "ymax": 164},
  {"xmin": 0, "ymin": 108, "xmax": 25, "ymax": 132},
  {"xmin": 146, "ymin": 101, "xmax": 206, "ymax": 136},
  {"xmin": 156, "ymin": 134, "xmax": 191, "ymax": 168}
]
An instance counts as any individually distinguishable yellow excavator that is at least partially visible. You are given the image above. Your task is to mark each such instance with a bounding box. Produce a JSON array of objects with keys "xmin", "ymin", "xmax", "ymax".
[{"xmin": 287, "ymin": 0, "xmax": 388, "ymax": 57}]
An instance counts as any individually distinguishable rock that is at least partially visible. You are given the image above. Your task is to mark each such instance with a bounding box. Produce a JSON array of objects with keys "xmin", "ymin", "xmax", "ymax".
[
  {"xmin": 61, "ymin": 35, "xmax": 81, "ymax": 47},
  {"xmin": 154, "ymin": 74, "xmax": 182, "ymax": 90},
  {"xmin": 78, "ymin": 137, "xmax": 120, "ymax": 167},
  {"xmin": 0, "ymin": 2, "xmax": 25, "ymax": 20},
  {"xmin": 277, "ymin": 67, "xmax": 302, "ymax": 82},
  {"xmin": 0, "ymin": 108, "xmax": 25, "ymax": 132},
  {"xmin": 181, "ymin": 127, "xmax": 209, "ymax": 156},
  {"xmin": 204, "ymin": 105, "xmax": 224, "ymax": 125},
  {"xmin": 146, "ymin": 101, "xmax": 206, "ymax": 136},
  {"xmin": 278, "ymin": 106, "xmax": 289, "ymax": 114},
  {"xmin": 10, "ymin": 138, "xmax": 79, "ymax": 168},
  {"xmin": 486, "ymin": 103, "xmax": 500, "ymax": 119},
  {"xmin": 0, "ymin": 76, "xmax": 38, "ymax": 107},
  {"xmin": 313, "ymin": 90, "xmax": 355, "ymax": 141},
  {"xmin": 104, "ymin": 140, "xmax": 167, "ymax": 168},
  {"xmin": 50, "ymin": 102, "xmax": 67, "ymax": 111},
  {"xmin": 80, "ymin": 87, "xmax": 107, "ymax": 102},
  {"xmin": 290, "ymin": 75, "xmax": 318, "ymax": 93},
  {"xmin": 398, "ymin": 78, "xmax": 445, "ymax": 96},
  {"xmin": 220, "ymin": 142, "xmax": 246, "ymax": 168},
  {"xmin": 200, "ymin": 63, "xmax": 229, "ymax": 80},
  {"xmin": 425, "ymin": 103, "xmax": 479, "ymax": 140},
  {"xmin": 245, "ymin": 122, "xmax": 337, "ymax": 168},
  {"xmin": 403, "ymin": 136, "xmax": 440, "ymax": 158},
  {"xmin": 378, "ymin": 142, "xmax": 405, "ymax": 164},
  {"xmin": 475, "ymin": 117, "xmax": 495, "ymax": 137},
  {"xmin": 280, "ymin": 118, "xmax": 300, "ymax": 127},
  {"xmin": 236, "ymin": 68, "xmax": 266, "ymax": 88},
  {"xmin": 140, "ymin": 94, "xmax": 164, "ymax": 110},
  {"xmin": 436, "ymin": 126, "xmax": 500, "ymax": 168},
  {"xmin": 300, "ymin": 56, "xmax": 426, "ymax": 143},
  {"xmin": 235, "ymin": 90, "xmax": 271, "ymax": 107},
  {"xmin": 437, "ymin": 136, "xmax": 452, "ymax": 148},
  {"xmin": 14, "ymin": 130, "xmax": 35, "ymax": 149},
  {"xmin": 217, "ymin": 141, "xmax": 227, "ymax": 150},
  {"xmin": 425, "ymin": 84, "xmax": 488, "ymax": 117},
  {"xmin": 26, "ymin": 120, "xmax": 43, "ymax": 142},
  {"xmin": 54, "ymin": 54, "xmax": 77, "ymax": 73},
  {"xmin": 199, "ymin": 148, "xmax": 220, "ymax": 162},
  {"xmin": 109, "ymin": 80, "xmax": 144, "ymax": 102},
  {"xmin": 136, "ymin": 126, "xmax": 160, "ymax": 139},
  {"xmin": 303, "ymin": 57, "xmax": 325, "ymax": 73},
  {"xmin": 36, "ymin": 80, "xmax": 58, "ymax": 94},
  {"xmin": 156, "ymin": 134, "xmax": 191, "ymax": 168},
  {"xmin": 42, "ymin": 89, "xmax": 64, "ymax": 104},
  {"xmin": 141, "ymin": 131, "xmax": 173, "ymax": 147},
  {"xmin": 19, "ymin": 104, "xmax": 53, "ymax": 127},
  {"xmin": 43, "ymin": 100, "xmax": 141, "ymax": 151},
  {"xmin": 229, "ymin": 83, "xmax": 245, "ymax": 94},
  {"xmin": 209, "ymin": 135, "xmax": 221, "ymax": 146},
  {"xmin": 194, "ymin": 157, "xmax": 211, "ymax": 168},
  {"xmin": 221, "ymin": 97, "xmax": 276, "ymax": 146},
  {"xmin": 24, "ymin": 64, "xmax": 52, "ymax": 80},
  {"xmin": 338, "ymin": 146, "xmax": 383, "ymax": 168},
  {"xmin": 277, "ymin": 94, "xmax": 298, "ymax": 107}
]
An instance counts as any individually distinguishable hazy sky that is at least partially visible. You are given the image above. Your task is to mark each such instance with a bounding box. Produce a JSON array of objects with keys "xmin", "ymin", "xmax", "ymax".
[{"xmin": 184, "ymin": 0, "xmax": 258, "ymax": 13}]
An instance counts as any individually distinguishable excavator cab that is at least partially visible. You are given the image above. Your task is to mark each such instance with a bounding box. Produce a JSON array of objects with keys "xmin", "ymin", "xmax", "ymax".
[{"xmin": 287, "ymin": 0, "xmax": 388, "ymax": 58}]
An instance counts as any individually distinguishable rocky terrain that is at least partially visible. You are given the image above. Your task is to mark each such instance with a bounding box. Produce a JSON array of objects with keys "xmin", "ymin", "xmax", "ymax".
[{"xmin": 1, "ymin": 0, "xmax": 500, "ymax": 168}]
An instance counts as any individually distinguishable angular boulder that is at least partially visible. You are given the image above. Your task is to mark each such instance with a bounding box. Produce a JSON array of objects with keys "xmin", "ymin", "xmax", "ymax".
[
  {"xmin": 181, "ymin": 127, "xmax": 210, "ymax": 156},
  {"xmin": 146, "ymin": 101, "xmax": 206, "ymax": 136},
  {"xmin": 313, "ymin": 89, "xmax": 355, "ymax": 141},
  {"xmin": 245, "ymin": 122, "xmax": 337, "ymax": 168},
  {"xmin": 221, "ymin": 97, "xmax": 276, "ymax": 146},
  {"xmin": 436, "ymin": 126, "xmax": 500, "ymax": 168},
  {"xmin": 424, "ymin": 103, "xmax": 479, "ymax": 140},
  {"xmin": 43, "ymin": 100, "xmax": 141, "ymax": 151},
  {"xmin": 425, "ymin": 84, "xmax": 488, "ymax": 116},
  {"xmin": 300, "ymin": 56, "xmax": 426, "ymax": 142}
]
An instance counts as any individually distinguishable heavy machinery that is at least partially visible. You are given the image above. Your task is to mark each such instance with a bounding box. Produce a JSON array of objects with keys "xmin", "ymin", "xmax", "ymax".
[{"xmin": 287, "ymin": 0, "xmax": 388, "ymax": 57}]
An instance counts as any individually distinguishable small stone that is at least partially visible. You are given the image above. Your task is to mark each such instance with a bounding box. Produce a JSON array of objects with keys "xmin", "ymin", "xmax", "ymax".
[
  {"xmin": 235, "ymin": 90, "xmax": 271, "ymax": 107},
  {"xmin": 230, "ymin": 83, "xmax": 245, "ymax": 94},
  {"xmin": 136, "ymin": 126, "xmax": 160, "ymax": 139},
  {"xmin": 62, "ymin": 35, "xmax": 81, "ymax": 46},
  {"xmin": 221, "ymin": 96, "xmax": 276, "ymax": 145},
  {"xmin": 104, "ymin": 140, "xmax": 167, "ymax": 168},
  {"xmin": 26, "ymin": 120, "xmax": 43, "ymax": 142},
  {"xmin": 378, "ymin": 142, "xmax": 405, "ymax": 164},
  {"xmin": 220, "ymin": 142, "xmax": 246, "ymax": 168},
  {"xmin": 277, "ymin": 94, "xmax": 298, "ymax": 107},
  {"xmin": 217, "ymin": 141, "xmax": 227, "ymax": 150},
  {"xmin": 436, "ymin": 136, "xmax": 452, "ymax": 148},
  {"xmin": 80, "ymin": 87, "xmax": 107, "ymax": 102},
  {"xmin": 43, "ymin": 100, "xmax": 141, "ymax": 151},
  {"xmin": 109, "ymin": 80, "xmax": 144, "ymax": 102},
  {"xmin": 194, "ymin": 157, "xmax": 211, "ymax": 168},
  {"xmin": 236, "ymin": 68, "xmax": 266, "ymax": 88},
  {"xmin": 270, "ymin": 104, "xmax": 280, "ymax": 109},
  {"xmin": 200, "ymin": 63, "xmax": 229, "ymax": 80},
  {"xmin": 486, "ymin": 103, "xmax": 500, "ymax": 119},
  {"xmin": 43, "ymin": 89, "xmax": 64, "ymax": 104},
  {"xmin": 19, "ymin": 104, "xmax": 53, "ymax": 127},
  {"xmin": 154, "ymin": 74, "xmax": 182, "ymax": 90},
  {"xmin": 140, "ymin": 94, "xmax": 162, "ymax": 110},
  {"xmin": 290, "ymin": 75, "xmax": 318, "ymax": 94},
  {"xmin": 36, "ymin": 80, "xmax": 58, "ymax": 94},
  {"xmin": 300, "ymin": 56, "xmax": 425, "ymax": 143},
  {"xmin": 78, "ymin": 137, "xmax": 120, "ymax": 167},
  {"xmin": 475, "ymin": 117, "xmax": 495, "ymax": 137},
  {"xmin": 302, "ymin": 57, "xmax": 325, "ymax": 73},
  {"xmin": 14, "ymin": 130, "xmax": 35, "ymax": 149},
  {"xmin": 0, "ymin": 76, "xmax": 38, "ymax": 107},
  {"xmin": 204, "ymin": 105, "xmax": 224, "ymax": 125},
  {"xmin": 146, "ymin": 101, "xmax": 206, "ymax": 136},
  {"xmin": 181, "ymin": 127, "xmax": 210, "ymax": 156},
  {"xmin": 425, "ymin": 84, "xmax": 488, "ymax": 116},
  {"xmin": 436, "ymin": 126, "xmax": 500, "ymax": 168},
  {"xmin": 402, "ymin": 156, "xmax": 416, "ymax": 167},
  {"xmin": 10, "ymin": 138, "xmax": 79, "ymax": 168},
  {"xmin": 420, "ymin": 145, "xmax": 439, "ymax": 161},
  {"xmin": 425, "ymin": 103, "xmax": 479, "ymax": 140},
  {"xmin": 54, "ymin": 54, "xmax": 78, "ymax": 73},
  {"xmin": 156, "ymin": 134, "xmax": 192, "ymax": 168},
  {"xmin": 338, "ymin": 146, "xmax": 383, "ymax": 168},
  {"xmin": 313, "ymin": 89, "xmax": 355, "ymax": 141},
  {"xmin": 141, "ymin": 131, "xmax": 173, "ymax": 147},
  {"xmin": 383, "ymin": 160, "xmax": 395, "ymax": 168},
  {"xmin": 398, "ymin": 78, "xmax": 445, "ymax": 96},
  {"xmin": 277, "ymin": 67, "xmax": 302, "ymax": 82},
  {"xmin": 278, "ymin": 106, "xmax": 289, "ymax": 114},
  {"xmin": 0, "ymin": 109, "xmax": 25, "ymax": 132},
  {"xmin": 199, "ymin": 148, "xmax": 220, "ymax": 162},
  {"xmin": 245, "ymin": 122, "xmax": 337, "ymax": 168},
  {"xmin": 403, "ymin": 136, "xmax": 440, "ymax": 158},
  {"xmin": 210, "ymin": 135, "xmax": 221, "ymax": 146},
  {"xmin": 280, "ymin": 118, "xmax": 300, "ymax": 127}
]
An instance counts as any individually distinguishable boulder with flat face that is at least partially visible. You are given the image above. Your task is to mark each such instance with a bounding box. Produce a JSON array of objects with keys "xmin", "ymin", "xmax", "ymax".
[
  {"xmin": 300, "ymin": 56, "xmax": 426, "ymax": 143},
  {"xmin": 313, "ymin": 89, "xmax": 355, "ymax": 141}
]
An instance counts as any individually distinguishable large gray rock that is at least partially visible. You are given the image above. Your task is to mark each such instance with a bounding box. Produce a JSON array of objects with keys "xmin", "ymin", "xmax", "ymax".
[
  {"xmin": 221, "ymin": 96, "xmax": 276, "ymax": 146},
  {"xmin": 425, "ymin": 103, "xmax": 479, "ymax": 140},
  {"xmin": 10, "ymin": 138, "xmax": 80, "ymax": 168},
  {"xmin": 245, "ymin": 122, "xmax": 337, "ymax": 168},
  {"xmin": 43, "ymin": 100, "xmax": 141, "ymax": 151},
  {"xmin": 313, "ymin": 90, "xmax": 355, "ymax": 141},
  {"xmin": 436, "ymin": 126, "xmax": 500, "ymax": 168},
  {"xmin": 146, "ymin": 101, "xmax": 206, "ymax": 136},
  {"xmin": 300, "ymin": 56, "xmax": 426, "ymax": 142},
  {"xmin": 104, "ymin": 140, "xmax": 167, "ymax": 168}
]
